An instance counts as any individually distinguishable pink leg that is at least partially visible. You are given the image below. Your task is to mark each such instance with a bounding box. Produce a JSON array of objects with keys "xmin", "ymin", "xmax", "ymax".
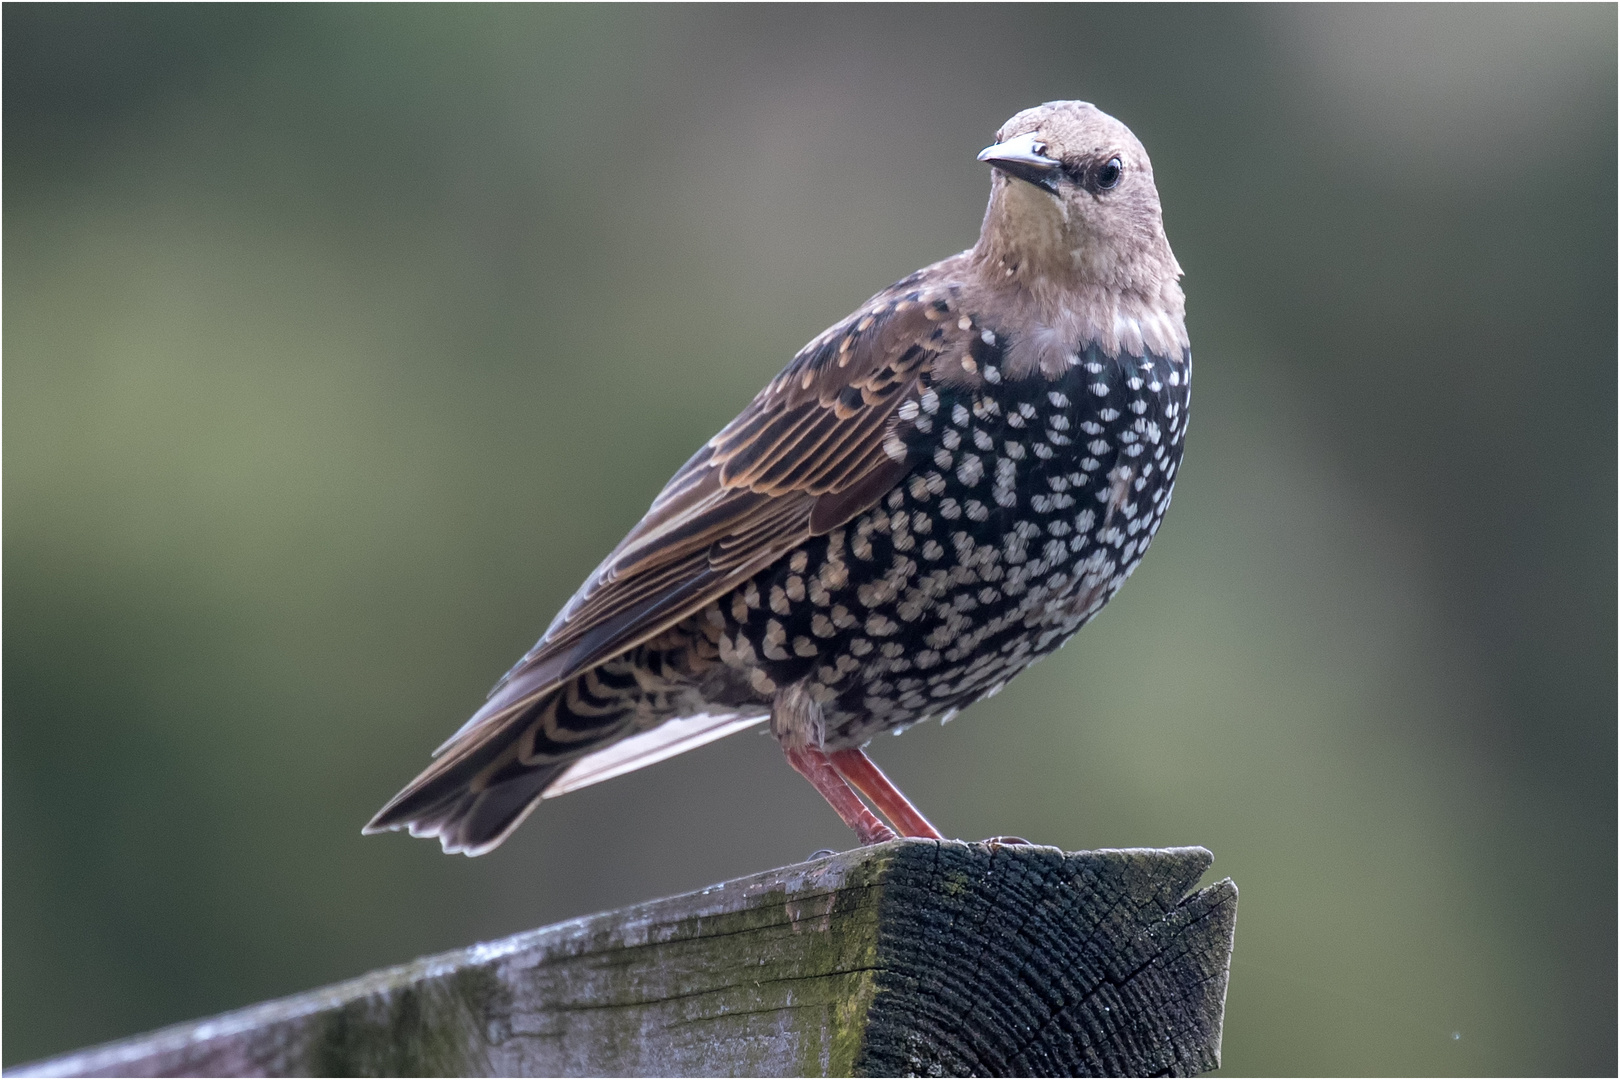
[
  {"xmin": 783, "ymin": 745, "xmax": 897, "ymax": 845},
  {"xmin": 827, "ymin": 747, "xmax": 945, "ymax": 840}
]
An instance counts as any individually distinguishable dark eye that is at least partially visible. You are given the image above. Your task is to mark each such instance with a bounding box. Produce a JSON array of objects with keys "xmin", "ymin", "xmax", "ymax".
[{"xmin": 1096, "ymin": 157, "xmax": 1123, "ymax": 190}]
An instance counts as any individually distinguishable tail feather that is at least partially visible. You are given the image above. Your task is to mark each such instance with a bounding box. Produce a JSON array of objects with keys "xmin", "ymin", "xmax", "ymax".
[
  {"xmin": 366, "ymin": 750, "xmax": 570, "ymax": 857},
  {"xmin": 365, "ymin": 685, "xmax": 584, "ymax": 856},
  {"xmin": 418, "ymin": 765, "xmax": 565, "ymax": 856}
]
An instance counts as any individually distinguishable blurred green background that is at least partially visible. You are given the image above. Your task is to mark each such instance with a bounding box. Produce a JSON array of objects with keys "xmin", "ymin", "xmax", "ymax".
[{"xmin": 5, "ymin": 5, "xmax": 1614, "ymax": 1075}]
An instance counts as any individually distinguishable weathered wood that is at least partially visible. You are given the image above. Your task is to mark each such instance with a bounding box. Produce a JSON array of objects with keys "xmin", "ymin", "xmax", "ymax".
[{"xmin": 10, "ymin": 841, "xmax": 1237, "ymax": 1078}]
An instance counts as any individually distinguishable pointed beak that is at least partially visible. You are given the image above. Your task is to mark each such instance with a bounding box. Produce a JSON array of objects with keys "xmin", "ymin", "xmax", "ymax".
[{"xmin": 978, "ymin": 132, "xmax": 1062, "ymax": 194}]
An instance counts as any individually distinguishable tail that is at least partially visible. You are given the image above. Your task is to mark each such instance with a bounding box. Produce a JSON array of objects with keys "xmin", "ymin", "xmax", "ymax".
[
  {"xmin": 364, "ymin": 682, "xmax": 617, "ymax": 856},
  {"xmin": 363, "ymin": 733, "xmax": 567, "ymax": 857},
  {"xmin": 367, "ymin": 646, "xmax": 768, "ymax": 855}
]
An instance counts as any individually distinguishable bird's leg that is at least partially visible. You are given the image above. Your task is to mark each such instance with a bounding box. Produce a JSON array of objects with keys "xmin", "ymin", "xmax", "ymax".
[
  {"xmin": 782, "ymin": 744, "xmax": 897, "ymax": 845},
  {"xmin": 774, "ymin": 682, "xmax": 896, "ymax": 846},
  {"xmin": 827, "ymin": 747, "xmax": 945, "ymax": 840}
]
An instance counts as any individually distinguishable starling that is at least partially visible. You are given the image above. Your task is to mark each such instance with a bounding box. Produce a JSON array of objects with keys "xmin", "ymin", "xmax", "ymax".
[{"xmin": 366, "ymin": 100, "xmax": 1189, "ymax": 855}]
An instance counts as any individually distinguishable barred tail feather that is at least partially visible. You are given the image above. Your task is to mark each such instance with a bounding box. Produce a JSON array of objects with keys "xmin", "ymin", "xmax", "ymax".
[
  {"xmin": 365, "ymin": 684, "xmax": 603, "ymax": 856},
  {"xmin": 363, "ymin": 737, "xmax": 570, "ymax": 857},
  {"xmin": 389, "ymin": 762, "xmax": 566, "ymax": 857}
]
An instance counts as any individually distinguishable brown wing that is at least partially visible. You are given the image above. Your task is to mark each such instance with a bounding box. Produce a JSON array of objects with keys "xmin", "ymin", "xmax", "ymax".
[{"xmin": 431, "ymin": 279, "xmax": 973, "ymax": 764}]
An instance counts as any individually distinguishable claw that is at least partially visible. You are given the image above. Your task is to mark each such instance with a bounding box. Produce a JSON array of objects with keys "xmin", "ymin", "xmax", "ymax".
[{"xmin": 982, "ymin": 835, "xmax": 1033, "ymax": 849}]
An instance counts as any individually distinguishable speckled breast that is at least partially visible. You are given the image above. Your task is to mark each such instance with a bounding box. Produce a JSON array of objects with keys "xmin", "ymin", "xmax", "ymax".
[{"xmin": 715, "ymin": 336, "xmax": 1191, "ymax": 747}]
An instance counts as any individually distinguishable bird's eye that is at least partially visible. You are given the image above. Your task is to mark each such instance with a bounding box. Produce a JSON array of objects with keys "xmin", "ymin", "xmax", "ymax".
[{"xmin": 1096, "ymin": 157, "xmax": 1123, "ymax": 190}]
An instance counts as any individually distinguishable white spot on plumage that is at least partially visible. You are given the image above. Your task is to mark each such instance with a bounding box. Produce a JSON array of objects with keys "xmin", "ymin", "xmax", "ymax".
[
  {"xmin": 865, "ymin": 614, "xmax": 899, "ymax": 637},
  {"xmin": 956, "ymin": 454, "xmax": 984, "ymax": 486}
]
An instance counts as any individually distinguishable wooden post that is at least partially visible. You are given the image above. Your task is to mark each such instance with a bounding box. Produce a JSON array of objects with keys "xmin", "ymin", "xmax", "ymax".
[{"xmin": 9, "ymin": 841, "xmax": 1237, "ymax": 1078}]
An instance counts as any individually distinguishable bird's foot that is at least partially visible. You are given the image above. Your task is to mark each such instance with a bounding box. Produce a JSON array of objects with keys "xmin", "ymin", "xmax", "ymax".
[{"xmin": 981, "ymin": 835, "xmax": 1032, "ymax": 849}]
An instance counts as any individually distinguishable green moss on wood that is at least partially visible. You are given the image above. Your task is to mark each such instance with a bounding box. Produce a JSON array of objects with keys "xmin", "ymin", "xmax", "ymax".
[{"xmin": 306, "ymin": 965, "xmax": 506, "ymax": 1077}]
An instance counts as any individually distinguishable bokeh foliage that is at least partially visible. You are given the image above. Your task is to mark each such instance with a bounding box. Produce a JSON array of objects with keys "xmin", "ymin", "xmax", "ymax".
[{"xmin": 5, "ymin": 5, "xmax": 1614, "ymax": 1075}]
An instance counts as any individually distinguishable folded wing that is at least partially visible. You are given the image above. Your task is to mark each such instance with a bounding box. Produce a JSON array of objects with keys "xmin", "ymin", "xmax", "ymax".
[{"xmin": 366, "ymin": 280, "xmax": 972, "ymax": 851}]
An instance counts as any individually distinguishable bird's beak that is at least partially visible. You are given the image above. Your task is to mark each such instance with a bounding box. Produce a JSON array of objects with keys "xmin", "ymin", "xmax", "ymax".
[{"xmin": 978, "ymin": 132, "xmax": 1062, "ymax": 194}]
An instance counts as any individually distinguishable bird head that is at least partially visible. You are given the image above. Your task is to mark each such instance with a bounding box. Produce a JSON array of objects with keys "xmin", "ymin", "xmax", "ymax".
[{"xmin": 975, "ymin": 101, "xmax": 1181, "ymax": 297}]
